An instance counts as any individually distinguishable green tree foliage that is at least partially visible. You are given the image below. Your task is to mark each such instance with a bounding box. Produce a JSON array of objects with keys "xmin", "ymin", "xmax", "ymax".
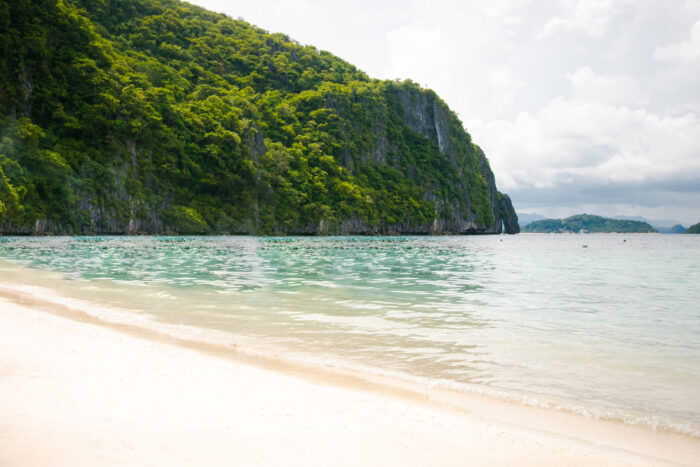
[
  {"xmin": 685, "ymin": 223, "xmax": 700, "ymax": 234},
  {"xmin": 523, "ymin": 214, "xmax": 657, "ymax": 233},
  {"xmin": 0, "ymin": 0, "xmax": 506, "ymax": 234}
]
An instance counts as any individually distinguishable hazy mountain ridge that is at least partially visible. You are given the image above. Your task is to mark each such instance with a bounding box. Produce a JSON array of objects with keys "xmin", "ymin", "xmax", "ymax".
[
  {"xmin": 0, "ymin": 0, "xmax": 518, "ymax": 235},
  {"xmin": 516, "ymin": 213, "xmax": 546, "ymax": 227}
]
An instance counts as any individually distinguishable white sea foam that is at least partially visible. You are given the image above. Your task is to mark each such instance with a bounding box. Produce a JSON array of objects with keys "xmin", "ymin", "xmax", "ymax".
[
  {"xmin": 1, "ymin": 278, "xmax": 698, "ymax": 440},
  {"xmin": 2, "ymin": 235, "xmax": 700, "ymax": 441}
]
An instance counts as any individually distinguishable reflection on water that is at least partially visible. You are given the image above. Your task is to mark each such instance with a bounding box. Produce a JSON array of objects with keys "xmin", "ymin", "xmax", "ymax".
[{"xmin": 1, "ymin": 234, "xmax": 700, "ymax": 434}]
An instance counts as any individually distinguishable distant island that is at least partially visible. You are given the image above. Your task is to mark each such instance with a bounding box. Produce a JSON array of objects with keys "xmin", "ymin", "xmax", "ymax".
[
  {"xmin": 0, "ymin": 0, "xmax": 518, "ymax": 236},
  {"xmin": 658, "ymin": 225, "xmax": 686, "ymax": 234},
  {"xmin": 523, "ymin": 214, "xmax": 657, "ymax": 233},
  {"xmin": 613, "ymin": 216, "xmax": 685, "ymax": 233},
  {"xmin": 686, "ymin": 223, "xmax": 700, "ymax": 234},
  {"xmin": 520, "ymin": 213, "xmax": 686, "ymax": 232}
]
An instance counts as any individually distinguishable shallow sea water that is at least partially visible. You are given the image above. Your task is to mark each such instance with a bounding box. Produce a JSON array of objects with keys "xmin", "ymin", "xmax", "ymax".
[{"xmin": 1, "ymin": 234, "xmax": 698, "ymax": 435}]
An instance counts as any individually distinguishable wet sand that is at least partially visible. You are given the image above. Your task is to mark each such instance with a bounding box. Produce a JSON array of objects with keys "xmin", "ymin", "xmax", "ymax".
[{"xmin": 1, "ymin": 296, "xmax": 698, "ymax": 466}]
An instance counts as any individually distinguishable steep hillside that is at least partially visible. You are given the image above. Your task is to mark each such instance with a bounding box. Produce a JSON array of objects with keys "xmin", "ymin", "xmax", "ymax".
[
  {"xmin": 523, "ymin": 215, "xmax": 656, "ymax": 233},
  {"xmin": 0, "ymin": 0, "xmax": 518, "ymax": 234},
  {"xmin": 686, "ymin": 223, "xmax": 700, "ymax": 234}
]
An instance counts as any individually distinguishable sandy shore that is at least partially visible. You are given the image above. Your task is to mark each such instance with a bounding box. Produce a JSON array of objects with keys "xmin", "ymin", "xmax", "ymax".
[{"xmin": 1, "ymin": 296, "xmax": 698, "ymax": 466}]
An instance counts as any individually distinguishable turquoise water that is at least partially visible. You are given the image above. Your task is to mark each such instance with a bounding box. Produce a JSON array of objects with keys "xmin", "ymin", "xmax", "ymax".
[{"xmin": 1, "ymin": 234, "xmax": 699, "ymax": 435}]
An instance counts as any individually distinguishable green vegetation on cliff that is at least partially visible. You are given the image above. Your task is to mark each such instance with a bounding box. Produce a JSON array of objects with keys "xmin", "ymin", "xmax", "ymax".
[
  {"xmin": 0, "ymin": 0, "xmax": 518, "ymax": 234},
  {"xmin": 686, "ymin": 223, "xmax": 700, "ymax": 234},
  {"xmin": 523, "ymin": 214, "xmax": 657, "ymax": 233}
]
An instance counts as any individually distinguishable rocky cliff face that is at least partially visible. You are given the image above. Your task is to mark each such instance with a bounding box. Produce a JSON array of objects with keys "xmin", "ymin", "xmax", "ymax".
[
  {"xmin": 1, "ymin": 86, "xmax": 520, "ymax": 236},
  {"xmin": 268, "ymin": 85, "xmax": 520, "ymax": 235},
  {"xmin": 0, "ymin": 0, "xmax": 518, "ymax": 236},
  {"xmin": 499, "ymin": 194, "xmax": 520, "ymax": 234},
  {"xmin": 358, "ymin": 86, "xmax": 519, "ymax": 235}
]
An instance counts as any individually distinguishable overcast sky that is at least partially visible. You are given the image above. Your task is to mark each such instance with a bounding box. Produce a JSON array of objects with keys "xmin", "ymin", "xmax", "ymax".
[{"xmin": 190, "ymin": 0, "xmax": 700, "ymax": 224}]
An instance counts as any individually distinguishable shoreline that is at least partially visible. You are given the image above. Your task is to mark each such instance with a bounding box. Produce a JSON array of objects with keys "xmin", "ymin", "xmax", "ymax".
[
  {"xmin": 1, "ymin": 293, "xmax": 699, "ymax": 465},
  {"xmin": 0, "ymin": 231, "xmax": 510, "ymax": 237},
  {"xmin": 1, "ymin": 269, "xmax": 698, "ymax": 440},
  {"xmin": 1, "ymin": 259, "xmax": 698, "ymax": 441}
]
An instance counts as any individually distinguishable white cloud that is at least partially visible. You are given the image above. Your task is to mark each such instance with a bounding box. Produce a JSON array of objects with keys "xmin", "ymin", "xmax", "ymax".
[
  {"xmin": 653, "ymin": 19, "xmax": 700, "ymax": 64},
  {"xmin": 187, "ymin": 0, "xmax": 700, "ymax": 223},
  {"xmin": 487, "ymin": 68, "xmax": 525, "ymax": 107},
  {"xmin": 489, "ymin": 68, "xmax": 524, "ymax": 91},
  {"xmin": 384, "ymin": 26, "xmax": 451, "ymax": 87},
  {"xmin": 474, "ymin": 98, "xmax": 700, "ymax": 221},
  {"xmin": 566, "ymin": 67, "xmax": 643, "ymax": 105},
  {"xmin": 540, "ymin": 0, "xmax": 631, "ymax": 39}
]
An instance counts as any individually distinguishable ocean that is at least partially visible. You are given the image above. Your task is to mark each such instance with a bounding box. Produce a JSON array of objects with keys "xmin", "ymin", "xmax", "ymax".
[{"xmin": 1, "ymin": 234, "xmax": 698, "ymax": 437}]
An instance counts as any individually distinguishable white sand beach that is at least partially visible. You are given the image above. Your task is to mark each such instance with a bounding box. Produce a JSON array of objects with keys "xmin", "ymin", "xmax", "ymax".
[{"xmin": 1, "ymin": 296, "xmax": 698, "ymax": 466}]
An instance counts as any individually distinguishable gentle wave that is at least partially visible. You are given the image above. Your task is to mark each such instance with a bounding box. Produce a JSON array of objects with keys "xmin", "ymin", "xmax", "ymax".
[{"xmin": 2, "ymin": 280, "xmax": 698, "ymax": 439}]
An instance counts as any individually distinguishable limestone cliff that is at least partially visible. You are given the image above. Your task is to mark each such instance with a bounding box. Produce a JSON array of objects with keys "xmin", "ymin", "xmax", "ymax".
[{"xmin": 0, "ymin": 0, "xmax": 518, "ymax": 235}]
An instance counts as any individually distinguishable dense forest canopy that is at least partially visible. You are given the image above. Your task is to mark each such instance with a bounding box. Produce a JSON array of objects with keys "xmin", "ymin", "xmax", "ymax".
[
  {"xmin": 0, "ymin": 0, "xmax": 518, "ymax": 234},
  {"xmin": 523, "ymin": 215, "xmax": 657, "ymax": 233}
]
